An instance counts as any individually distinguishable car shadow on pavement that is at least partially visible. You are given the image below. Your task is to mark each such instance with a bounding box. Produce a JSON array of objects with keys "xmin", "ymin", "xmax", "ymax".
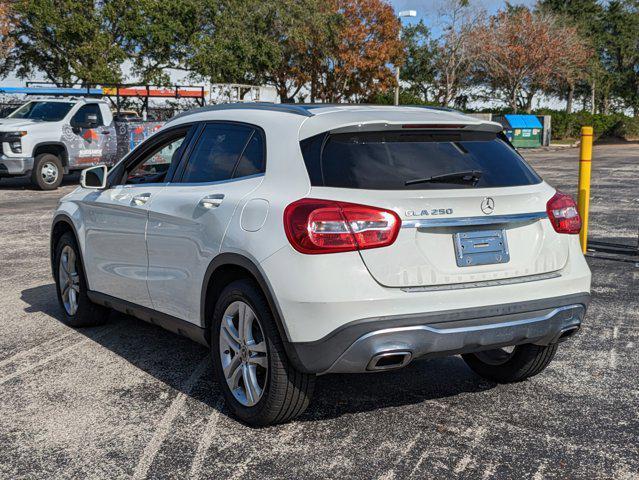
[{"xmin": 21, "ymin": 283, "xmax": 495, "ymax": 423}]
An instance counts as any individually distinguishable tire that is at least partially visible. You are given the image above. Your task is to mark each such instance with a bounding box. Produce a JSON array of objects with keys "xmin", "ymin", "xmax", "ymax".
[
  {"xmin": 211, "ymin": 279, "xmax": 315, "ymax": 426},
  {"xmin": 31, "ymin": 153, "xmax": 63, "ymax": 190},
  {"xmin": 462, "ymin": 343, "xmax": 558, "ymax": 383},
  {"xmin": 53, "ymin": 232, "xmax": 110, "ymax": 327}
]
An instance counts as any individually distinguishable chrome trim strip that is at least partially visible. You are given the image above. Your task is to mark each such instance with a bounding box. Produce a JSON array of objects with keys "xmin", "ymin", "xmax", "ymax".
[
  {"xmin": 324, "ymin": 304, "xmax": 584, "ymax": 373},
  {"xmin": 357, "ymin": 305, "xmax": 582, "ymax": 340},
  {"xmin": 401, "ymin": 211, "xmax": 547, "ymax": 229},
  {"xmin": 401, "ymin": 271, "xmax": 561, "ymax": 292}
]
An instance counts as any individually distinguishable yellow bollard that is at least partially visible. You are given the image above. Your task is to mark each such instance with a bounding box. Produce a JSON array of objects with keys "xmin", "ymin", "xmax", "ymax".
[{"xmin": 577, "ymin": 126, "xmax": 593, "ymax": 253}]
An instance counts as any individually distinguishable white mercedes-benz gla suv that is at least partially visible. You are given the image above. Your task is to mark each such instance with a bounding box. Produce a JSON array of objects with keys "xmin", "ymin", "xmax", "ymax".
[{"xmin": 51, "ymin": 104, "xmax": 591, "ymax": 426}]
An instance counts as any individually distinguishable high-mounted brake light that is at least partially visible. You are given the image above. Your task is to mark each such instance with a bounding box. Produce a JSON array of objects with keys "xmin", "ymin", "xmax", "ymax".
[
  {"xmin": 401, "ymin": 124, "xmax": 465, "ymax": 129},
  {"xmin": 546, "ymin": 192, "xmax": 581, "ymax": 234},
  {"xmin": 284, "ymin": 198, "xmax": 401, "ymax": 254}
]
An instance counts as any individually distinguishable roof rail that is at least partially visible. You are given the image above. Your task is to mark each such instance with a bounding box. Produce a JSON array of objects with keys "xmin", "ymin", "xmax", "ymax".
[
  {"xmin": 171, "ymin": 102, "xmax": 314, "ymax": 121},
  {"xmin": 169, "ymin": 102, "xmax": 467, "ymax": 122}
]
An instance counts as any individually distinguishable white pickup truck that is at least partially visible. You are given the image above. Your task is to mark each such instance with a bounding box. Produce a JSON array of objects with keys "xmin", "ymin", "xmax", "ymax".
[{"xmin": 0, "ymin": 98, "xmax": 162, "ymax": 190}]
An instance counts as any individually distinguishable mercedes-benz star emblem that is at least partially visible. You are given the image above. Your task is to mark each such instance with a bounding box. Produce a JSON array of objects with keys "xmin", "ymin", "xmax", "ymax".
[{"xmin": 481, "ymin": 197, "xmax": 495, "ymax": 215}]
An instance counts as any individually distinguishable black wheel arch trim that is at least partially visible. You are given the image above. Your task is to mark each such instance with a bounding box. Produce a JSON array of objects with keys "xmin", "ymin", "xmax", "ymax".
[
  {"xmin": 201, "ymin": 252, "xmax": 310, "ymax": 372},
  {"xmin": 33, "ymin": 142, "xmax": 69, "ymax": 167},
  {"xmin": 50, "ymin": 214, "xmax": 82, "ymax": 280}
]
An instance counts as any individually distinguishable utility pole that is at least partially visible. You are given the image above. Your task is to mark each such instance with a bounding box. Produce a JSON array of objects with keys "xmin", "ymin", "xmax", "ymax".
[{"xmin": 394, "ymin": 10, "xmax": 417, "ymax": 106}]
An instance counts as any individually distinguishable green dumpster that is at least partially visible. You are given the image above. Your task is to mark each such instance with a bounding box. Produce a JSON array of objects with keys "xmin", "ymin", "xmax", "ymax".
[{"xmin": 498, "ymin": 114, "xmax": 543, "ymax": 148}]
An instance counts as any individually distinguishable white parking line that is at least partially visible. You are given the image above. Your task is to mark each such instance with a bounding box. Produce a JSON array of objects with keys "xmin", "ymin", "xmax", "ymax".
[
  {"xmin": 0, "ymin": 330, "xmax": 76, "ymax": 369},
  {"xmin": 189, "ymin": 396, "xmax": 224, "ymax": 480},
  {"xmin": 0, "ymin": 326, "xmax": 116, "ymax": 386},
  {"xmin": 132, "ymin": 356, "xmax": 210, "ymax": 480}
]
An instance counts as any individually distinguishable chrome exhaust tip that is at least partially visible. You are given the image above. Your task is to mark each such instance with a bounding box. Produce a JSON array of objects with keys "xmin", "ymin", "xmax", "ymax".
[
  {"xmin": 366, "ymin": 351, "xmax": 412, "ymax": 371},
  {"xmin": 556, "ymin": 325, "xmax": 580, "ymax": 343}
]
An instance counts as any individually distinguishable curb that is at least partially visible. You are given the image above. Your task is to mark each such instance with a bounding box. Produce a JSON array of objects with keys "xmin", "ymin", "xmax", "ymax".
[{"xmin": 523, "ymin": 143, "xmax": 579, "ymax": 152}]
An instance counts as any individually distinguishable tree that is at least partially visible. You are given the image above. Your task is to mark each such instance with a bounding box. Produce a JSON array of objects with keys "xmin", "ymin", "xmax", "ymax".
[
  {"xmin": 540, "ymin": 0, "xmax": 639, "ymax": 114},
  {"xmin": 312, "ymin": 0, "xmax": 403, "ymax": 103},
  {"xmin": 429, "ymin": 0, "xmax": 479, "ymax": 107},
  {"xmin": 9, "ymin": 0, "xmax": 127, "ymax": 85},
  {"xmin": 187, "ymin": 0, "xmax": 280, "ymax": 87},
  {"xmin": 251, "ymin": 0, "xmax": 336, "ymax": 103},
  {"xmin": 470, "ymin": 8, "xmax": 590, "ymax": 112},
  {"xmin": 538, "ymin": 16, "xmax": 592, "ymax": 114},
  {"xmin": 602, "ymin": 0, "xmax": 639, "ymax": 114},
  {"xmin": 257, "ymin": 0, "xmax": 403, "ymax": 103},
  {"xmin": 539, "ymin": 0, "xmax": 606, "ymax": 113},
  {"xmin": 109, "ymin": 0, "xmax": 205, "ymax": 85},
  {"xmin": 0, "ymin": 2, "xmax": 14, "ymax": 77},
  {"xmin": 401, "ymin": 21, "xmax": 436, "ymax": 102}
]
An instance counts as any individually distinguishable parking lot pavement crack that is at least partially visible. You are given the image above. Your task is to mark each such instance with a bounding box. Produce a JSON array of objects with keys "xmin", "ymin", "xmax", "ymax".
[{"xmin": 132, "ymin": 356, "xmax": 210, "ymax": 480}]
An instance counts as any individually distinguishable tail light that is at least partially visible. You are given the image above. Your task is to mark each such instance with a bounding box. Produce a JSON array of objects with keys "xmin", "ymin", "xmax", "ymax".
[
  {"xmin": 546, "ymin": 192, "xmax": 581, "ymax": 234},
  {"xmin": 284, "ymin": 198, "xmax": 401, "ymax": 254}
]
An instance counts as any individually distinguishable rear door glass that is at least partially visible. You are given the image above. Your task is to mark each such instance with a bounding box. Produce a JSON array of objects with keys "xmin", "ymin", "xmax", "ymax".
[
  {"xmin": 300, "ymin": 131, "xmax": 541, "ymax": 190},
  {"xmin": 233, "ymin": 132, "xmax": 265, "ymax": 178},
  {"xmin": 180, "ymin": 123, "xmax": 253, "ymax": 183}
]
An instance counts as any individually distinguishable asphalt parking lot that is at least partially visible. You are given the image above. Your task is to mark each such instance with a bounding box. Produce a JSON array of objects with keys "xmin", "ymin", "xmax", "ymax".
[{"xmin": 0, "ymin": 144, "xmax": 637, "ymax": 479}]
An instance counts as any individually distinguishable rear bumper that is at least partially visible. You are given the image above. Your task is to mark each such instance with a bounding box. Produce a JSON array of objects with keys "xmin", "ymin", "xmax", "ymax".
[
  {"xmin": 0, "ymin": 155, "xmax": 34, "ymax": 176},
  {"xmin": 290, "ymin": 293, "xmax": 590, "ymax": 374}
]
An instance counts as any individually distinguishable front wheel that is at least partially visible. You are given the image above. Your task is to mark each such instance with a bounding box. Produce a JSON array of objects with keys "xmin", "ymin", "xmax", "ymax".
[
  {"xmin": 53, "ymin": 232, "xmax": 110, "ymax": 327},
  {"xmin": 31, "ymin": 153, "xmax": 63, "ymax": 190},
  {"xmin": 462, "ymin": 343, "xmax": 558, "ymax": 383},
  {"xmin": 211, "ymin": 280, "xmax": 315, "ymax": 426}
]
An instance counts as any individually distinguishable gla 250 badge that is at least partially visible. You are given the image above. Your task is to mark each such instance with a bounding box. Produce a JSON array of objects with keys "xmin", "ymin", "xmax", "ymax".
[{"xmin": 405, "ymin": 208, "xmax": 454, "ymax": 217}]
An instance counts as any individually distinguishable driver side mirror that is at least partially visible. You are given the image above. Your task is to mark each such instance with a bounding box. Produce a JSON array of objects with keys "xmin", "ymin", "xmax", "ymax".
[{"xmin": 80, "ymin": 165, "xmax": 108, "ymax": 189}]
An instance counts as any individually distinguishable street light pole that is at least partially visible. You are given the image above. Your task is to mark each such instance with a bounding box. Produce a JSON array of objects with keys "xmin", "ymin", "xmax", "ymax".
[
  {"xmin": 394, "ymin": 62, "xmax": 401, "ymax": 106},
  {"xmin": 395, "ymin": 10, "xmax": 417, "ymax": 106}
]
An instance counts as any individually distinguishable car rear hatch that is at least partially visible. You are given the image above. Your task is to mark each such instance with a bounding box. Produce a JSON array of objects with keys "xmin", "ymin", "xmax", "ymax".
[{"xmin": 300, "ymin": 126, "xmax": 569, "ymax": 288}]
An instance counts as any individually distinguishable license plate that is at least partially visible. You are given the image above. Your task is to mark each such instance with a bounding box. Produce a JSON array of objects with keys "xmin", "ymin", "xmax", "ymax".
[{"xmin": 453, "ymin": 229, "xmax": 510, "ymax": 267}]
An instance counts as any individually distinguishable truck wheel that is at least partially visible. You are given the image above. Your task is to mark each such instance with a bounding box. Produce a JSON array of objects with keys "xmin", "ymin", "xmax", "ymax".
[
  {"xmin": 462, "ymin": 343, "xmax": 558, "ymax": 383},
  {"xmin": 53, "ymin": 232, "xmax": 110, "ymax": 327},
  {"xmin": 31, "ymin": 153, "xmax": 63, "ymax": 190},
  {"xmin": 211, "ymin": 279, "xmax": 315, "ymax": 426}
]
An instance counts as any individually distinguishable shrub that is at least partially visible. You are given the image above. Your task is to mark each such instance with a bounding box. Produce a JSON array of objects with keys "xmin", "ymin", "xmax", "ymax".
[
  {"xmin": 613, "ymin": 116, "xmax": 639, "ymax": 140},
  {"xmin": 513, "ymin": 109, "xmax": 635, "ymax": 140}
]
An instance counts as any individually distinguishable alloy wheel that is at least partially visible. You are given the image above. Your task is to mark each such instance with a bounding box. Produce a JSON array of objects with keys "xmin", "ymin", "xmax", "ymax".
[
  {"xmin": 218, "ymin": 300, "xmax": 268, "ymax": 407},
  {"xmin": 58, "ymin": 245, "xmax": 80, "ymax": 316}
]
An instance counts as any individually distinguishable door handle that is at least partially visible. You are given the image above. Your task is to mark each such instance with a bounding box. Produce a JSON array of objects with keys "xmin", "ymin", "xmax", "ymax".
[
  {"xmin": 198, "ymin": 194, "xmax": 224, "ymax": 209},
  {"xmin": 132, "ymin": 193, "xmax": 152, "ymax": 206}
]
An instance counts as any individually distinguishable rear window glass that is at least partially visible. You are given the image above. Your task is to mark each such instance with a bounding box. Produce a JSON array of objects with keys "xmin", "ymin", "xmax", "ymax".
[{"xmin": 300, "ymin": 131, "xmax": 541, "ymax": 190}]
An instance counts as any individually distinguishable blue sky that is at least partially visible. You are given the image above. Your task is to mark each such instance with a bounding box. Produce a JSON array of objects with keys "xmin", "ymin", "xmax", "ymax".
[
  {"xmin": 389, "ymin": 0, "xmax": 537, "ymax": 32},
  {"xmin": 389, "ymin": 0, "xmax": 537, "ymax": 17}
]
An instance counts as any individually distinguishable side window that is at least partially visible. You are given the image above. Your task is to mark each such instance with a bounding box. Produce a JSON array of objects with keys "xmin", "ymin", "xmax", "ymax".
[
  {"xmin": 180, "ymin": 123, "xmax": 255, "ymax": 183},
  {"xmin": 233, "ymin": 132, "xmax": 265, "ymax": 178},
  {"xmin": 125, "ymin": 134, "xmax": 187, "ymax": 185},
  {"xmin": 72, "ymin": 104, "xmax": 104, "ymax": 126}
]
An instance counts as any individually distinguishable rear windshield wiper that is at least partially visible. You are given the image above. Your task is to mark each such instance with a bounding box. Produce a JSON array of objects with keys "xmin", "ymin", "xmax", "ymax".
[{"xmin": 405, "ymin": 170, "xmax": 483, "ymax": 186}]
